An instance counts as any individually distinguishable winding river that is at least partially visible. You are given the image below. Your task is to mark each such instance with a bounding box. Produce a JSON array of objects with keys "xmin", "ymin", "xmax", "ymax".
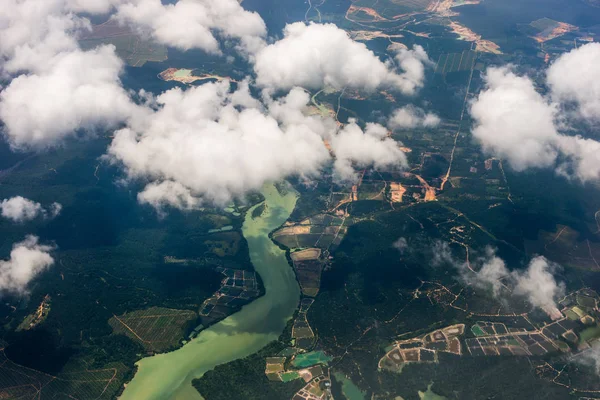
[{"xmin": 120, "ymin": 183, "xmax": 301, "ymax": 400}]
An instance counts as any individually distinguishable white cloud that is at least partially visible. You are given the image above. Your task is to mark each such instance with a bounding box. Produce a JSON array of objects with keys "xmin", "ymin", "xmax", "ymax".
[
  {"xmin": 114, "ymin": 0, "xmax": 266, "ymax": 54},
  {"xmin": 394, "ymin": 45, "xmax": 433, "ymax": 95},
  {"xmin": 547, "ymin": 43, "xmax": 600, "ymax": 121},
  {"xmin": 48, "ymin": 202, "xmax": 63, "ymax": 218},
  {"xmin": 329, "ymin": 120, "xmax": 407, "ymax": 181},
  {"xmin": 0, "ymin": 46, "xmax": 143, "ymax": 150},
  {"xmin": 0, "ymin": 197, "xmax": 43, "ymax": 223},
  {"xmin": 105, "ymin": 81, "xmax": 408, "ymax": 210},
  {"xmin": 433, "ymin": 242, "xmax": 564, "ymax": 313},
  {"xmin": 0, "ymin": 236, "xmax": 54, "ymax": 294},
  {"xmin": 467, "ymin": 251, "xmax": 564, "ymax": 314},
  {"xmin": 470, "ymin": 65, "xmax": 600, "ymax": 181},
  {"xmin": 470, "ymin": 66, "xmax": 560, "ymax": 171},
  {"xmin": 0, "ymin": 0, "xmax": 267, "ymax": 58},
  {"xmin": 66, "ymin": 0, "xmax": 123, "ymax": 13},
  {"xmin": 512, "ymin": 256, "xmax": 565, "ymax": 313},
  {"xmin": 0, "ymin": 0, "xmax": 267, "ymax": 151},
  {"xmin": 254, "ymin": 22, "xmax": 431, "ymax": 94},
  {"xmin": 0, "ymin": 0, "xmax": 86, "ymax": 74},
  {"xmin": 463, "ymin": 247, "xmax": 510, "ymax": 297},
  {"xmin": 576, "ymin": 345, "xmax": 600, "ymax": 376},
  {"xmin": 0, "ymin": 197, "xmax": 62, "ymax": 223},
  {"xmin": 106, "ymin": 81, "xmax": 331, "ymax": 207},
  {"xmin": 0, "ymin": 0, "xmax": 145, "ymax": 150},
  {"xmin": 137, "ymin": 181, "xmax": 200, "ymax": 215},
  {"xmin": 388, "ymin": 105, "xmax": 440, "ymax": 129},
  {"xmin": 431, "ymin": 240, "xmax": 454, "ymax": 267},
  {"xmin": 1, "ymin": 1, "xmax": 412, "ymax": 208},
  {"xmin": 393, "ymin": 237, "xmax": 408, "ymax": 254}
]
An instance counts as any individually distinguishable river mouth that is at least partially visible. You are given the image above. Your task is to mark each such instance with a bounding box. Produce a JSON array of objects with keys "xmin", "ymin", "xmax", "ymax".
[{"xmin": 120, "ymin": 183, "xmax": 300, "ymax": 400}]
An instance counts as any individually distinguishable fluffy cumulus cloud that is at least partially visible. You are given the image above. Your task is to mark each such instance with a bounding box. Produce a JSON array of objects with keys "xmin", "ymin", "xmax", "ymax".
[
  {"xmin": 393, "ymin": 237, "xmax": 408, "ymax": 255},
  {"xmin": 0, "ymin": 0, "xmax": 268, "ymax": 150},
  {"xmin": 512, "ymin": 256, "xmax": 565, "ymax": 313},
  {"xmin": 0, "ymin": 46, "xmax": 142, "ymax": 150},
  {"xmin": 114, "ymin": 0, "xmax": 267, "ymax": 54},
  {"xmin": 388, "ymin": 105, "xmax": 440, "ymax": 129},
  {"xmin": 106, "ymin": 81, "xmax": 407, "ymax": 210},
  {"xmin": 463, "ymin": 247, "xmax": 511, "ymax": 297},
  {"xmin": 470, "ymin": 59, "xmax": 600, "ymax": 181},
  {"xmin": 470, "ymin": 67, "xmax": 560, "ymax": 171},
  {"xmin": 1, "ymin": 1, "xmax": 418, "ymax": 210},
  {"xmin": 254, "ymin": 22, "xmax": 431, "ymax": 94},
  {"xmin": 432, "ymin": 242, "xmax": 565, "ymax": 314},
  {"xmin": 0, "ymin": 236, "xmax": 55, "ymax": 294},
  {"xmin": 547, "ymin": 42, "xmax": 600, "ymax": 121},
  {"xmin": 329, "ymin": 121, "xmax": 407, "ymax": 181},
  {"xmin": 394, "ymin": 45, "xmax": 432, "ymax": 94},
  {"xmin": 1, "ymin": 0, "xmax": 86, "ymax": 73},
  {"xmin": 106, "ymin": 82, "xmax": 328, "ymax": 207},
  {"xmin": 576, "ymin": 345, "xmax": 600, "ymax": 376},
  {"xmin": 0, "ymin": 0, "xmax": 144, "ymax": 150},
  {"xmin": 0, "ymin": 197, "xmax": 61, "ymax": 223},
  {"xmin": 431, "ymin": 240, "xmax": 454, "ymax": 267},
  {"xmin": 0, "ymin": 0, "xmax": 267, "ymax": 59}
]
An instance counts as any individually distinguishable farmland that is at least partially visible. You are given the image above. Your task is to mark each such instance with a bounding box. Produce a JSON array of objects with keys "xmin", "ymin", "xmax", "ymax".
[
  {"xmin": 0, "ymin": 349, "xmax": 126, "ymax": 400},
  {"xmin": 79, "ymin": 19, "xmax": 167, "ymax": 67},
  {"xmin": 108, "ymin": 307, "xmax": 196, "ymax": 352}
]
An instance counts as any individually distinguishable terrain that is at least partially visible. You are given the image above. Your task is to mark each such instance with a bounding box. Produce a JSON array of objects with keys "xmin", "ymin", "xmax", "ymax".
[{"xmin": 2, "ymin": 0, "xmax": 600, "ymax": 399}]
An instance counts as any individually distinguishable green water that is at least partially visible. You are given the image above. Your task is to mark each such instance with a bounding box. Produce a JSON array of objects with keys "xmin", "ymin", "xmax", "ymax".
[
  {"xmin": 207, "ymin": 225, "xmax": 233, "ymax": 233},
  {"xmin": 120, "ymin": 183, "xmax": 301, "ymax": 400},
  {"xmin": 291, "ymin": 351, "xmax": 332, "ymax": 368},
  {"xmin": 333, "ymin": 372, "xmax": 366, "ymax": 400},
  {"xmin": 173, "ymin": 69, "xmax": 193, "ymax": 78},
  {"xmin": 418, "ymin": 383, "xmax": 446, "ymax": 400}
]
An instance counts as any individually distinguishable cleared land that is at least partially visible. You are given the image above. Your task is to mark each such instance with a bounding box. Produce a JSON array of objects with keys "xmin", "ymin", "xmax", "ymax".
[
  {"xmin": 291, "ymin": 249, "xmax": 323, "ymax": 297},
  {"xmin": 379, "ymin": 324, "xmax": 465, "ymax": 371},
  {"xmin": 273, "ymin": 214, "xmax": 348, "ymax": 251},
  {"xmin": 528, "ymin": 18, "xmax": 578, "ymax": 43},
  {"xmin": 199, "ymin": 267, "xmax": 260, "ymax": 324},
  {"xmin": 0, "ymin": 350, "xmax": 126, "ymax": 400},
  {"xmin": 293, "ymin": 298, "xmax": 316, "ymax": 349},
  {"xmin": 109, "ymin": 307, "xmax": 196, "ymax": 352},
  {"xmin": 158, "ymin": 68, "xmax": 232, "ymax": 84},
  {"xmin": 434, "ymin": 51, "xmax": 477, "ymax": 75}
]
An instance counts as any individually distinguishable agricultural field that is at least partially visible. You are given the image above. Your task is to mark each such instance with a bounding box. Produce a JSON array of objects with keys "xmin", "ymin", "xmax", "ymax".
[
  {"xmin": 0, "ymin": 350, "xmax": 127, "ymax": 400},
  {"xmin": 199, "ymin": 267, "xmax": 261, "ymax": 325},
  {"xmin": 290, "ymin": 249, "xmax": 324, "ymax": 297},
  {"xmin": 292, "ymin": 374, "xmax": 331, "ymax": 400},
  {"xmin": 524, "ymin": 18, "xmax": 579, "ymax": 43},
  {"xmin": 525, "ymin": 225, "xmax": 600, "ymax": 271},
  {"xmin": 292, "ymin": 298, "xmax": 316, "ymax": 350},
  {"xmin": 273, "ymin": 214, "xmax": 349, "ymax": 251},
  {"xmin": 79, "ymin": 19, "xmax": 167, "ymax": 66},
  {"xmin": 108, "ymin": 307, "xmax": 197, "ymax": 352},
  {"xmin": 434, "ymin": 51, "xmax": 477, "ymax": 75},
  {"xmin": 349, "ymin": 0, "xmax": 434, "ymax": 21},
  {"xmin": 379, "ymin": 325, "xmax": 464, "ymax": 371}
]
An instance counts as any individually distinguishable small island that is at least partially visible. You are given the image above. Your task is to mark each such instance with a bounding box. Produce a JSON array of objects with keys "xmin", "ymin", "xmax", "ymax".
[{"xmin": 158, "ymin": 68, "xmax": 233, "ymax": 84}]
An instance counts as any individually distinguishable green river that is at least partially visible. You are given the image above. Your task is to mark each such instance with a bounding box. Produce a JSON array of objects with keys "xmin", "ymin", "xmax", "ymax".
[{"xmin": 120, "ymin": 183, "xmax": 301, "ymax": 400}]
